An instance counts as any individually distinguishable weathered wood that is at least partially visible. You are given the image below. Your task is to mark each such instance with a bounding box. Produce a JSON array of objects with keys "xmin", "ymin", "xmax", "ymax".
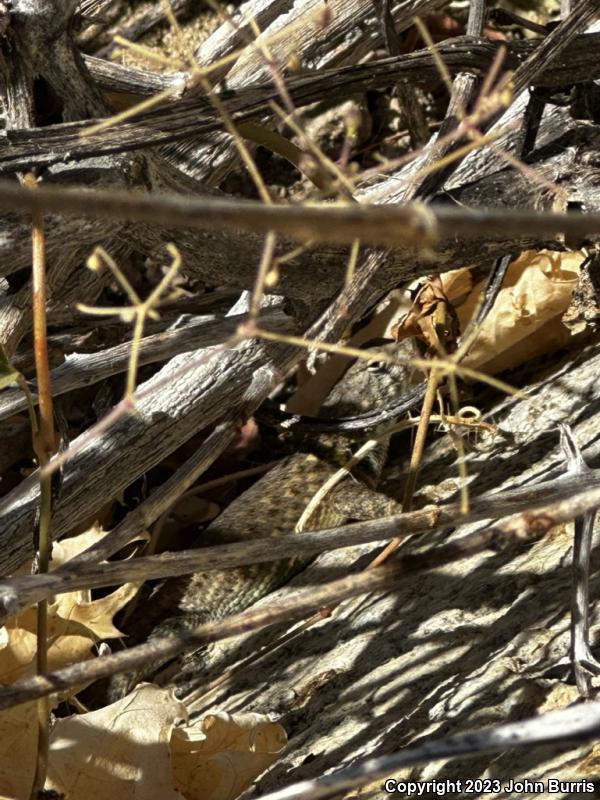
[
  {"xmin": 199, "ymin": 341, "xmax": 600, "ymax": 795},
  {"xmin": 5, "ymin": 34, "xmax": 600, "ymax": 172},
  {"xmin": 0, "ymin": 113, "xmax": 598, "ymax": 306},
  {"xmin": 3, "ymin": 463, "xmax": 600, "ymax": 617},
  {"xmin": 0, "ymin": 309, "xmax": 294, "ymax": 422},
  {"xmin": 1, "ymin": 0, "xmax": 600, "ymax": 790},
  {"xmin": 0, "ymin": 336, "xmax": 301, "ymax": 573}
]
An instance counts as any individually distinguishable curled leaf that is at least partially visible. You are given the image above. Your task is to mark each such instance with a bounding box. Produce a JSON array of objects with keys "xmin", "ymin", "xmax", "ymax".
[
  {"xmin": 170, "ymin": 711, "xmax": 287, "ymax": 800},
  {"xmin": 47, "ymin": 684, "xmax": 187, "ymax": 800},
  {"xmin": 443, "ymin": 249, "xmax": 584, "ymax": 374}
]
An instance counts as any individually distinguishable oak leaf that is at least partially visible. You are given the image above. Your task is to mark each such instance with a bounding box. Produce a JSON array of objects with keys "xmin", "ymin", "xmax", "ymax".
[{"xmin": 170, "ymin": 711, "xmax": 287, "ymax": 800}]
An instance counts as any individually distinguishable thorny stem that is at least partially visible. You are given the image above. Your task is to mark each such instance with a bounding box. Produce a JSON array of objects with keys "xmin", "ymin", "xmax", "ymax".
[{"xmin": 24, "ymin": 173, "xmax": 55, "ymax": 799}]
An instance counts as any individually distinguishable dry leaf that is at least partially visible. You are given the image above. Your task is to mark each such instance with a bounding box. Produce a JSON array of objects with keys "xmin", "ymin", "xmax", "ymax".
[
  {"xmin": 50, "ymin": 525, "xmax": 142, "ymax": 638},
  {"xmin": 52, "ymin": 582, "xmax": 140, "ymax": 640},
  {"xmin": 51, "ymin": 524, "xmax": 115, "ymax": 565},
  {"xmin": 51, "ymin": 522, "xmax": 149, "ymax": 572},
  {"xmin": 46, "ymin": 684, "xmax": 187, "ymax": 799},
  {"xmin": 4, "ymin": 608, "xmax": 95, "ymax": 681},
  {"xmin": 44, "ymin": 692, "xmax": 285, "ymax": 800},
  {"xmin": 50, "ymin": 525, "xmax": 142, "ymax": 639},
  {"xmin": 0, "ymin": 625, "xmax": 38, "ymax": 684},
  {"xmin": 170, "ymin": 711, "xmax": 287, "ymax": 800},
  {"xmin": 0, "ymin": 526, "xmax": 143, "ymax": 693},
  {"xmin": 392, "ymin": 275, "xmax": 459, "ymax": 354},
  {"xmin": 0, "ymin": 701, "xmax": 38, "ymax": 799},
  {"xmin": 443, "ymin": 249, "xmax": 584, "ymax": 374}
]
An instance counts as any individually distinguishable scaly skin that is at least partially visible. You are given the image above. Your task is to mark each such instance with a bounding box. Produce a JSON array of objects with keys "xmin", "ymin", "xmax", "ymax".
[{"xmin": 108, "ymin": 346, "xmax": 410, "ymax": 699}]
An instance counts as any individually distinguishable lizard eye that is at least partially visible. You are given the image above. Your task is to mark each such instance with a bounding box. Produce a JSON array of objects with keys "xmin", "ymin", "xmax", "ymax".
[{"xmin": 367, "ymin": 362, "xmax": 388, "ymax": 374}]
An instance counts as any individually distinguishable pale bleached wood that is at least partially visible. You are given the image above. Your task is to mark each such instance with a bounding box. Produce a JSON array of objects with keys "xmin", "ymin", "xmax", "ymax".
[
  {"xmin": 195, "ymin": 341, "xmax": 600, "ymax": 798},
  {"xmin": 0, "ymin": 309, "xmax": 294, "ymax": 422},
  {"xmin": 0, "ymin": 336, "xmax": 300, "ymax": 573}
]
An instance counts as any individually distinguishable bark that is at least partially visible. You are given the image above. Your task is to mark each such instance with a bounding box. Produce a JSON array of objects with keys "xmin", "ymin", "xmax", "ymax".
[
  {"xmin": 1, "ymin": 0, "xmax": 600, "ymax": 794},
  {"xmin": 207, "ymin": 341, "xmax": 600, "ymax": 798}
]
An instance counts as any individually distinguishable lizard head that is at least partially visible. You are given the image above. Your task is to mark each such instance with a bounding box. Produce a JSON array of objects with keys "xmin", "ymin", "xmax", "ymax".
[{"xmin": 305, "ymin": 340, "xmax": 414, "ymax": 486}]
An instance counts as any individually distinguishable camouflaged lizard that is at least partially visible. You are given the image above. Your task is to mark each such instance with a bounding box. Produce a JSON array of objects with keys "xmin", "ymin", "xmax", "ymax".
[{"xmin": 109, "ymin": 344, "xmax": 411, "ymax": 699}]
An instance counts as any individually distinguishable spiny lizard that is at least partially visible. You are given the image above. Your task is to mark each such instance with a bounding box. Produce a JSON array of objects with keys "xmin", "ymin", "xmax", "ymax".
[{"xmin": 108, "ymin": 343, "xmax": 410, "ymax": 699}]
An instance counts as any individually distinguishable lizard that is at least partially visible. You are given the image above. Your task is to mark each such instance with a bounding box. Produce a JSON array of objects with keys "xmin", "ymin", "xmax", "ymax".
[{"xmin": 107, "ymin": 342, "xmax": 412, "ymax": 700}]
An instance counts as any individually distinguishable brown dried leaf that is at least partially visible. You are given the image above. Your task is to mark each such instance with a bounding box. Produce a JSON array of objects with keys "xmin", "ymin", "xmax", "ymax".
[
  {"xmin": 52, "ymin": 523, "xmax": 149, "ymax": 570},
  {"xmin": 51, "ymin": 525, "xmax": 142, "ymax": 638},
  {"xmin": 170, "ymin": 711, "xmax": 287, "ymax": 800},
  {"xmin": 53, "ymin": 582, "xmax": 140, "ymax": 639},
  {"xmin": 444, "ymin": 250, "xmax": 584, "ymax": 374},
  {"xmin": 46, "ymin": 684, "xmax": 187, "ymax": 799},
  {"xmin": 0, "ymin": 526, "xmax": 143, "ymax": 692},
  {"xmin": 392, "ymin": 275, "xmax": 460, "ymax": 355},
  {"xmin": 0, "ymin": 701, "xmax": 37, "ymax": 799},
  {"xmin": 0, "ymin": 611, "xmax": 94, "ymax": 684},
  {"xmin": 0, "ymin": 625, "xmax": 38, "ymax": 684}
]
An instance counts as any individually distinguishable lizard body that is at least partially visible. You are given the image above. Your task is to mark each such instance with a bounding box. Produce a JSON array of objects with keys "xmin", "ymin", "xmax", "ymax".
[{"xmin": 109, "ymin": 345, "xmax": 410, "ymax": 698}]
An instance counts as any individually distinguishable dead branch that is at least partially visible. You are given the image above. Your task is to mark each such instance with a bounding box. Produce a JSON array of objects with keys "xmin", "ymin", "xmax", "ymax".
[
  {"xmin": 2, "ymin": 462, "xmax": 600, "ymax": 617},
  {"xmin": 0, "ymin": 485, "xmax": 591, "ymax": 712}
]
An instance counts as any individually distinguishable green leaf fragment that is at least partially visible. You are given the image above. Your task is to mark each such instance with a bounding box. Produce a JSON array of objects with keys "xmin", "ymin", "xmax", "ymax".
[{"xmin": 0, "ymin": 342, "xmax": 20, "ymax": 390}]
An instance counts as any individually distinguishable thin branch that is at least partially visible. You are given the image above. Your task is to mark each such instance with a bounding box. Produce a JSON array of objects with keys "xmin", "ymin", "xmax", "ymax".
[
  {"xmin": 0, "ymin": 181, "xmax": 600, "ymax": 247},
  {"xmin": 257, "ymin": 703, "xmax": 600, "ymax": 800},
  {"xmin": 3, "ymin": 456, "xmax": 600, "ymax": 627},
  {"xmin": 3, "ymin": 34, "xmax": 600, "ymax": 169},
  {"xmin": 0, "ymin": 478, "xmax": 597, "ymax": 711},
  {"xmin": 0, "ymin": 310, "xmax": 293, "ymax": 423},
  {"xmin": 23, "ymin": 171, "xmax": 55, "ymax": 798}
]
